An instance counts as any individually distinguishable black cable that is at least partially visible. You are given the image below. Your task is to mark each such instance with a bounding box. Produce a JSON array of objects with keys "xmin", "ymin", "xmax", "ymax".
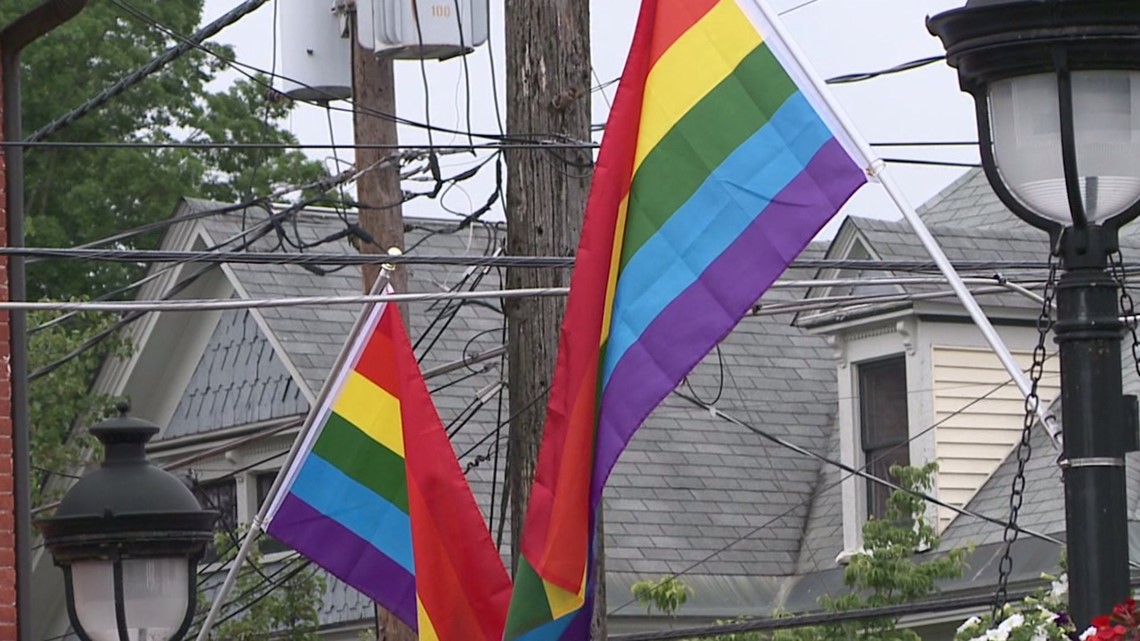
[
  {"xmin": 28, "ymin": 0, "xmax": 542, "ymax": 148},
  {"xmin": 190, "ymin": 475, "xmax": 275, "ymax": 585},
  {"xmin": 592, "ymin": 52, "xmax": 954, "ymax": 135},
  {"xmin": 417, "ymin": 254, "xmax": 496, "ymax": 362},
  {"xmin": 428, "ymin": 365, "xmax": 494, "ymax": 395},
  {"xmin": 873, "ymin": 141, "xmax": 979, "ymax": 148},
  {"xmin": 457, "ymin": 385, "xmax": 549, "ymax": 462},
  {"xmin": 884, "ymin": 158, "xmax": 982, "ymax": 168},
  {"xmin": 675, "ymin": 389, "xmax": 1065, "ymax": 546},
  {"xmin": 778, "ymin": 0, "xmax": 825, "ymax": 15},
  {"xmin": 609, "ymin": 581, "xmax": 1108, "ymax": 641},
  {"xmin": 191, "ymin": 556, "xmax": 312, "ymax": 634},
  {"xmin": 408, "ymin": 3, "xmax": 444, "ymax": 200},
  {"xmin": 27, "ymin": 0, "xmax": 272, "ymax": 143},
  {"xmin": 27, "ymin": 163, "xmax": 376, "ymax": 338},
  {"xmin": 488, "ymin": 320, "xmax": 508, "ymax": 535},
  {"xmin": 2, "ymin": 140, "xmax": 594, "ymax": 151},
  {"xmin": 826, "ymin": 55, "xmax": 946, "ymax": 85},
  {"xmin": 28, "ymin": 200, "xmax": 311, "ymax": 380},
  {"xmin": 682, "ymin": 345, "xmax": 725, "ymax": 407},
  {"xmin": 1, "ymin": 249, "xmax": 1076, "ymax": 273},
  {"xmin": 608, "ymin": 353, "xmax": 1061, "ymax": 616},
  {"xmin": 449, "ymin": 0, "xmax": 476, "ymax": 148}
]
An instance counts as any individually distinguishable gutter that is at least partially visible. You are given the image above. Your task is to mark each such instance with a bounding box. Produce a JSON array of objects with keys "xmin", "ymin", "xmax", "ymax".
[{"xmin": 0, "ymin": 2, "xmax": 88, "ymax": 640}]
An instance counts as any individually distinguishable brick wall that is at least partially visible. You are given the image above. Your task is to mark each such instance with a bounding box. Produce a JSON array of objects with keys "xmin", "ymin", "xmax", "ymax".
[{"xmin": 0, "ymin": 56, "xmax": 16, "ymax": 641}]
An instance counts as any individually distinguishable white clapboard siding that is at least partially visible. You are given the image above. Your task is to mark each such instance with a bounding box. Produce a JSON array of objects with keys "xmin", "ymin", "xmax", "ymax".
[{"xmin": 932, "ymin": 346, "xmax": 1060, "ymax": 530}]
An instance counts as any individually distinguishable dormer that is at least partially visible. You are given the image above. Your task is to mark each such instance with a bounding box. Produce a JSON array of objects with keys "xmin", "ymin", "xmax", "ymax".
[{"xmin": 796, "ymin": 217, "xmax": 1060, "ymax": 556}]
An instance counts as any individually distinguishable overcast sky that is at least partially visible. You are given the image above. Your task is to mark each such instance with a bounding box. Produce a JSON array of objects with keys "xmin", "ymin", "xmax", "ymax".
[{"xmin": 201, "ymin": 0, "xmax": 979, "ymax": 237}]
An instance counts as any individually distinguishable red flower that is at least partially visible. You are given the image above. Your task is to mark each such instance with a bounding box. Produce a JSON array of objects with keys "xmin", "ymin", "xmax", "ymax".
[
  {"xmin": 1095, "ymin": 624, "xmax": 1127, "ymax": 640},
  {"xmin": 1094, "ymin": 615, "xmax": 1113, "ymax": 629}
]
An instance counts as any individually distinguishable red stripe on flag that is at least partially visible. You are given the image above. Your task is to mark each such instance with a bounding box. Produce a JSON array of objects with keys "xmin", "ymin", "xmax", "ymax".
[
  {"xmin": 353, "ymin": 305, "xmax": 401, "ymax": 396},
  {"xmin": 518, "ymin": 0, "xmax": 661, "ymax": 594},
  {"xmin": 393, "ymin": 302, "xmax": 512, "ymax": 641},
  {"xmin": 648, "ymin": 0, "xmax": 722, "ymax": 68}
]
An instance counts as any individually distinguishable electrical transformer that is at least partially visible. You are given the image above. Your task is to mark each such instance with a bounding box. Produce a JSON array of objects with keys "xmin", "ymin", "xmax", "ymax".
[
  {"xmin": 278, "ymin": 0, "xmax": 490, "ymax": 102},
  {"xmin": 278, "ymin": 0, "xmax": 352, "ymax": 101},
  {"xmin": 366, "ymin": 0, "xmax": 489, "ymax": 60}
]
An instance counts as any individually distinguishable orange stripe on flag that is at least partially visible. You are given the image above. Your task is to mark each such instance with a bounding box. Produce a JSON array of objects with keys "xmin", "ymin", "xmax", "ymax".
[
  {"xmin": 536, "ymin": 356, "xmax": 599, "ymax": 593},
  {"xmin": 648, "ymin": 0, "xmax": 721, "ymax": 67},
  {"xmin": 354, "ymin": 306, "xmax": 401, "ymax": 395}
]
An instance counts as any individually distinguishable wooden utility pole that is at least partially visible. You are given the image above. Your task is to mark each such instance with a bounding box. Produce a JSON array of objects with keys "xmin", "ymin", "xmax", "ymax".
[
  {"xmin": 503, "ymin": 0, "xmax": 600, "ymax": 636},
  {"xmin": 352, "ymin": 28, "xmax": 407, "ymax": 297},
  {"xmin": 350, "ymin": 12, "xmax": 412, "ymax": 641}
]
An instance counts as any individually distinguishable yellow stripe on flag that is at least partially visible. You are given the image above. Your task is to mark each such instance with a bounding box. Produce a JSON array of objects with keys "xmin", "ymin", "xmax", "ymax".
[
  {"xmin": 332, "ymin": 370, "xmax": 404, "ymax": 457},
  {"xmin": 633, "ymin": 0, "xmax": 762, "ymax": 173},
  {"xmin": 599, "ymin": 195, "xmax": 630, "ymax": 347},
  {"xmin": 543, "ymin": 574, "xmax": 586, "ymax": 621},
  {"xmin": 417, "ymin": 598, "xmax": 441, "ymax": 641}
]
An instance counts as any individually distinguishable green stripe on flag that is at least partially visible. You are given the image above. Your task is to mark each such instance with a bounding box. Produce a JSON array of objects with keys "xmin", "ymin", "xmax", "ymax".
[
  {"xmin": 504, "ymin": 557, "xmax": 556, "ymax": 639},
  {"xmin": 620, "ymin": 43, "xmax": 797, "ymax": 269},
  {"xmin": 313, "ymin": 412, "xmax": 409, "ymax": 514}
]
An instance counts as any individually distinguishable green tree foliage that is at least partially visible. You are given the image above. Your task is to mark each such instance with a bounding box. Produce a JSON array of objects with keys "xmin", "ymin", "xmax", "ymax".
[
  {"xmin": 196, "ymin": 530, "xmax": 326, "ymax": 641},
  {"xmin": 789, "ymin": 463, "xmax": 970, "ymax": 641},
  {"xmin": 27, "ymin": 309, "xmax": 128, "ymax": 507},
  {"xmin": 632, "ymin": 576, "xmax": 694, "ymax": 618},
  {"xmin": 1, "ymin": 0, "xmax": 329, "ymax": 300},
  {"xmin": 633, "ymin": 464, "xmax": 969, "ymax": 641}
]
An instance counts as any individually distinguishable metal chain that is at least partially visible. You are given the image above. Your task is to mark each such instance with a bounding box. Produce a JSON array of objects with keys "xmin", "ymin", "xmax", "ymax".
[
  {"xmin": 1110, "ymin": 251, "xmax": 1140, "ymax": 381},
  {"xmin": 993, "ymin": 256, "xmax": 1057, "ymax": 621}
]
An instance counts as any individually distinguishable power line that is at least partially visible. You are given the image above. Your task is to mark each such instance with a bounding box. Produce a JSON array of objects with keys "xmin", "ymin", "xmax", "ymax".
[
  {"xmin": 28, "ymin": 0, "xmax": 271, "ymax": 142},
  {"xmin": 0, "ymin": 248, "xmax": 1078, "ymax": 273},
  {"xmin": 607, "ymin": 352, "xmax": 1064, "ymax": 617},
  {"xmin": 778, "ymin": 0, "xmax": 825, "ymax": 15},
  {"xmin": 882, "ymin": 157, "xmax": 981, "ymax": 168},
  {"xmin": 0, "ymin": 288, "xmax": 571, "ymax": 313},
  {"xmin": 609, "ymin": 579, "xmax": 1128, "ymax": 641},
  {"xmin": 826, "ymin": 55, "xmax": 946, "ymax": 85},
  {"xmin": 675, "ymin": 390, "xmax": 1069, "ymax": 549},
  {"xmin": 0, "ymin": 140, "xmax": 590, "ymax": 151}
]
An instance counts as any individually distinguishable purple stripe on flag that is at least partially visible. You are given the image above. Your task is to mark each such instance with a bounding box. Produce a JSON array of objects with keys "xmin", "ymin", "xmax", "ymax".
[
  {"xmin": 591, "ymin": 139, "xmax": 865, "ymax": 501},
  {"xmin": 268, "ymin": 493, "xmax": 419, "ymax": 628}
]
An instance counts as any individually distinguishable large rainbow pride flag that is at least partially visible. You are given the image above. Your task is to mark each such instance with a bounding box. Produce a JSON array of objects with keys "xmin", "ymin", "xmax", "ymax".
[
  {"xmin": 504, "ymin": 0, "xmax": 867, "ymax": 638},
  {"xmin": 264, "ymin": 292, "xmax": 512, "ymax": 641}
]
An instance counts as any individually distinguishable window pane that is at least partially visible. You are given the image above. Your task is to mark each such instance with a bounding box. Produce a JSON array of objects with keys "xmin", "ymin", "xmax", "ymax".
[
  {"xmin": 192, "ymin": 479, "xmax": 237, "ymax": 563},
  {"xmin": 866, "ymin": 445, "xmax": 910, "ymax": 520},
  {"xmin": 859, "ymin": 356, "xmax": 908, "ymax": 449},
  {"xmin": 858, "ymin": 356, "xmax": 909, "ymax": 521}
]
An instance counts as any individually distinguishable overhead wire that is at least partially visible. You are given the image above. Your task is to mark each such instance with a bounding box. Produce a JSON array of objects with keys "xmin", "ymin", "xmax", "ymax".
[
  {"xmin": 27, "ymin": 0, "xmax": 273, "ymax": 143},
  {"xmin": 6, "ymin": 248, "xmax": 1084, "ymax": 273},
  {"xmin": 778, "ymin": 0, "xmax": 825, "ymax": 15},
  {"xmin": 676, "ymin": 389, "xmax": 1070, "ymax": 548},
  {"xmin": 607, "ymin": 352, "xmax": 1065, "ymax": 617},
  {"xmin": 27, "ymin": 166, "xmax": 377, "ymax": 337}
]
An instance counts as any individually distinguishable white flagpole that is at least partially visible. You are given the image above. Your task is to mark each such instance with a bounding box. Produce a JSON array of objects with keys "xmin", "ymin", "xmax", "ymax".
[
  {"xmin": 742, "ymin": 0, "xmax": 1058, "ymax": 444},
  {"xmin": 193, "ymin": 260, "xmax": 396, "ymax": 641}
]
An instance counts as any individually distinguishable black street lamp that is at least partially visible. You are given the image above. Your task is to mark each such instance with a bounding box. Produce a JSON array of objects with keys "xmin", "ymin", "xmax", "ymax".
[
  {"xmin": 929, "ymin": 0, "xmax": 1140, "ymax": 627},
  {"xmin": 35, "ymin": 404, "xmax": 216, "ymax": 641}
]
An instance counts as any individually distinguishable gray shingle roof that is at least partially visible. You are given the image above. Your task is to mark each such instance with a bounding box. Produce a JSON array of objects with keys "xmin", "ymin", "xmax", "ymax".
[
  {"xmin": 916, "ymin": 169, "xmax": 1017, "ymax": 230},
  {"xmin": 166, "ymin": 308, "xmax": 308, "ymax": 439}
]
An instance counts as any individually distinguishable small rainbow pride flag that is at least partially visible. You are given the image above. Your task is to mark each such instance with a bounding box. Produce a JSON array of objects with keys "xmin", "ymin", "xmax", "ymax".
[
  {"xmin": 504, "ymin": 0, "xmax": 867, "ymax": 638},
  {"xmin": 264, "ymin": 291, "xmax": 512, "ymax": 641}
]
